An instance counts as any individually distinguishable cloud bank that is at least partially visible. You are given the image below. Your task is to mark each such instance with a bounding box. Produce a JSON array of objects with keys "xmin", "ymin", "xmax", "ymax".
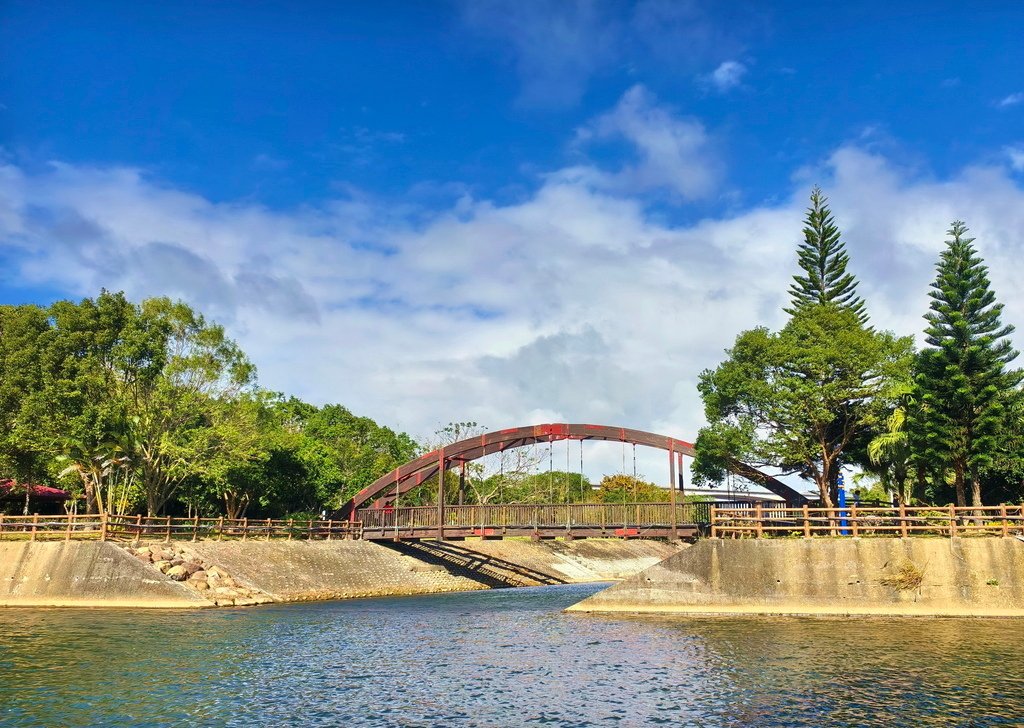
[{"xmin": 3, "ymin": 88, "xmax": 1024, "ymax": 478}]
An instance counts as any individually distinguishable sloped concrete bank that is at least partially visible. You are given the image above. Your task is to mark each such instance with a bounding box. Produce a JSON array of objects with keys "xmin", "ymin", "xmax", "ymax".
[
  {"xmin": 0, "ymin": 542, "xmax": 213, "ymax": 608},
  {"xmin": 568, "ymin": 537, "xmax": 1024, "ymax": 617},
  {"xmin": 1, "ymin": 538, "xmax": 683, "ymax": 608}
]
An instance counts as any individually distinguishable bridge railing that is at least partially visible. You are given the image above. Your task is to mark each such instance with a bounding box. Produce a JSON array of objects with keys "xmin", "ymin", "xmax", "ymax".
[
  {"xmin": 0, "ymin": 513, "xmax": 362, "ymax": 542},
  {"xmin": 357, "ymin": 501, "xmax": 713, "ymax": 531},
  {"xmin": 711, "ymin": 503, "xmax": 1024, "ymax": 538}
]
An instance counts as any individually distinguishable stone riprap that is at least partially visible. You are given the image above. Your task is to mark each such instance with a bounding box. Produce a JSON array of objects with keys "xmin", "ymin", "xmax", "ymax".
[
  {"xmin": 121, "ymin": 543, "xmax": 273, "ymax": 607},
  {"xmin": 568, "ymin": 537, "xmax": 1024, "ymax": 617}
]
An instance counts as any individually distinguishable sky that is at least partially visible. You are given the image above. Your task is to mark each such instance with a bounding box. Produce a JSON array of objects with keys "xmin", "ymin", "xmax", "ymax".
[{"xmin": 2, "ymin": 1, "xmax": 1024, "ymax": 484}]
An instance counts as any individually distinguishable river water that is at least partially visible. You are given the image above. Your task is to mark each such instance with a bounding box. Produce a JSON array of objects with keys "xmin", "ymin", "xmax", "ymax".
[{"xmin": 1, "ymin": 583, "xmax": 1022, "ymax": 727}]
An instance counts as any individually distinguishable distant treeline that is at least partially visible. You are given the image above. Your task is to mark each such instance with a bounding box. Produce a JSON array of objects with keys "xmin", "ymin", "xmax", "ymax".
[
  {"xmin": 0, "ymin": 292, "xmax": 418, "ymax": 518},
  {"xmin": 0, "ymin": 296, "xmax": 676, "ymax": 518}
]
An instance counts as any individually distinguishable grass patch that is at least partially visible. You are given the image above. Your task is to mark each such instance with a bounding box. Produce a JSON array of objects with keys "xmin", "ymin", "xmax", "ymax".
[{"xmin": 879, "ymin": 560, "xmax": 925, "ymax": 591}]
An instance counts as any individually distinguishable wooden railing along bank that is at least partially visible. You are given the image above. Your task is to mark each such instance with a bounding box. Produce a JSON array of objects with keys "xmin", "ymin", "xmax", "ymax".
[
  {"xmin": 5, "ymin": 502, "xmax": 1024, "ymax": 542},
  {"xmin": 0, "ymin": 513, "xmax": 361, "ymax": 542},
  {"xmin": 711, "ymin": 503, "xmax": 1024, "ymax": 539}
]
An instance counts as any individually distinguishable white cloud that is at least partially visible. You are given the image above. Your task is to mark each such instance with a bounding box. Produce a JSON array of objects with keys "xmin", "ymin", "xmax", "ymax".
[
  {"xmin": 458, "ymin": 0, "xmax": 757, "ymax": 108},
  {"xmin": 459, "ymin": 0, "xmax": 620, "ymax": 108},
  {"xmin": 705, "ymin": 60, "xmax": 747, "ymax": 92},
  {"xmin": 3, "ymin": 135, "xmax": 1024, "ymax": 482},
  {"xmin": 573, "ymin": 85, "xmax": 720, "ymax": 199},
  {"xmin": 998, "ymin": 92, "xmax": 1024, "ymax": 108},
  {"xmin": 1006, "ymin": 145, "xmax": 1024, "ymax": 171}
]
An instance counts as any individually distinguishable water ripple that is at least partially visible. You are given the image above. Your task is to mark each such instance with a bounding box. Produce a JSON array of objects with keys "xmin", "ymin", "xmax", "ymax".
[{"xmin": 1, "ymin": 584, "xmax": 1023, "ymax": 727}]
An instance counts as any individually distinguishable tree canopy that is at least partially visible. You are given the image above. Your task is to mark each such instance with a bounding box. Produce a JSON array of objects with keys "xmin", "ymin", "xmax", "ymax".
[
  {"xmin": 785, "ymin": 187, "xmax": 868, "ymax": 324},
  {"xmin": 911, "ymin": 221, "xmax": 1023, "ymax": 507}
]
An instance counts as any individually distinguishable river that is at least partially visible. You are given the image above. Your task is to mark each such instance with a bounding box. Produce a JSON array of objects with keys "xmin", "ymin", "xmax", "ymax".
[{"xmin": 1, "ymin": 583, "xmax": 1022, "ymax": 727}]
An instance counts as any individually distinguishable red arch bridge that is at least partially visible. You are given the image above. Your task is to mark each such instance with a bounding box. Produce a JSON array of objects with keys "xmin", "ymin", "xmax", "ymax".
[{"xmin": 339, "ymin": 424, "xmax": 806, "ymax": 541}]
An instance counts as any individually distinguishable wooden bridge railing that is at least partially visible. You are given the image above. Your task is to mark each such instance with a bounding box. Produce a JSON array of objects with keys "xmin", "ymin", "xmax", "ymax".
[
  {"xmin": 711, "ymin": 503, "xmax": 1024, "ymax": 538},
  {"xmin": 0, "ymin": 513, "xmax": 361, "ymax": 542},
  {"xmin": 357, "ymin": 501, "xmax": 713, "ymax": 531}
]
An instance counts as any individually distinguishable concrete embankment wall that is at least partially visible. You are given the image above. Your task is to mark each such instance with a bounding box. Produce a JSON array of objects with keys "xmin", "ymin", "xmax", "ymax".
[
  {"xmin": 457, "ymin": 539, "xmax": 682, "ymax": 583},
  {"xmin": 0, "ymin": 542, "xmax": 214, "ymax": 608},
  {"xmin": 1, "ymin": 538, "xmax": 682, "ymax": 608},
  {"xmin": 186, "ymin": 540, "xmax": 491, "ymax": 601},
  {"xmin": 568, "ymin": 537, "xmax": 1024, "ymax": 617}
]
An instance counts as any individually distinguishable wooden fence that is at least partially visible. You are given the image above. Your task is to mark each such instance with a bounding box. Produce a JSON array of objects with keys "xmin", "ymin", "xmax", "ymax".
[
  {"xmin": 711, "ymin": 503, "xmax": 1024, "ymax": 539},
  {"xmin": 0, "ymin": 513, "xmax": 361, "ymax": 542},
  {"xmin": 357, "ymin": 501, "xmax": 712, "ymax": 531}
]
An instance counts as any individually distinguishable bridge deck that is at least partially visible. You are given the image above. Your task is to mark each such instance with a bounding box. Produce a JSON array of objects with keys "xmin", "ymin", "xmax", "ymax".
[{"xmin": 357, "ymin": 502, "xmax": 709, "ymax": 541}]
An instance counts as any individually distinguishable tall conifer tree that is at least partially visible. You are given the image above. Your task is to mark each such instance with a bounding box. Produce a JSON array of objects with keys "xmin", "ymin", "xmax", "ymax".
[
  {"xmin": 914, "ymin": 221, "xmax": 1021, "ymax": 508},
  {"xmin": 786, "ymin": 187, "xmax": 868, "ymax": 324}
]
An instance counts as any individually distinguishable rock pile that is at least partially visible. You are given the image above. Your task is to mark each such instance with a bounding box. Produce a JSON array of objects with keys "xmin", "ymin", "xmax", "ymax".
[{"xmin": 122, "ymin": 543, "xmax": 274, "ymax": 607}]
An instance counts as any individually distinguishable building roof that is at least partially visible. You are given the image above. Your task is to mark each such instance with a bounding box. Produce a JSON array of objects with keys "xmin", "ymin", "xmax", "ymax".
[{"xmin": 0, "ymin": 479, "xmax": 72, "ymax": 502}]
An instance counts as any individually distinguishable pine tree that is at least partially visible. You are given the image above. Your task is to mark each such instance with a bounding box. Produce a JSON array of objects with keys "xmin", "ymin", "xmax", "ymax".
[
  {"xmin": 914, "ymin": 221, "xmax": 1022, "ymax": 508},
  {"xmin": 786, "ymin": 186, "xmax": 868, "ymax": 324}
]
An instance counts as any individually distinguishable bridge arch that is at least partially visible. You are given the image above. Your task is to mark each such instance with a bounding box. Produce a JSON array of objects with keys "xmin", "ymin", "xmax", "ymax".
[{"xmin": 340, "ymin": 423, "xmax": 805, "ymax": 519}]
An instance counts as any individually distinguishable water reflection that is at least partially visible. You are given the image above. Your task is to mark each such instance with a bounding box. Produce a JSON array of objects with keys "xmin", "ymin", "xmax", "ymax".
[{"xmin": 1, "ymin": 585, "xmax": 1022, "ymax": 727}]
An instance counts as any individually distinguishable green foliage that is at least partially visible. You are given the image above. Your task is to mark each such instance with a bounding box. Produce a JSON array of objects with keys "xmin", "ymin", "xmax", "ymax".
[
  {"xmin": 695, "ymin": 304, "xmax": 913, "ymax": 506},
  {"xmin": 785, "ymin": 187, "xmax": 868, "ymax": 324},
  {"xmin": 0, "ymin": 292, "xmax": 418, "ymax": 518},
  {"xmin": 912, "ymin": 221, "xmax": 1023, "ymax": 507},
  {"xmin": 593, "ymin": 474, "xmax": 666, "ymax": 503}
]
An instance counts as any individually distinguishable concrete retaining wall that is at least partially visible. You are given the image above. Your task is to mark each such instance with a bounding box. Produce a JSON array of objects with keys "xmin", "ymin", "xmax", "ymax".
[
  {"xmin": 459, "ymin": 539, "xmax": 683, "ymax": 582},
  {"xmin": 1, "ymin": 537, "xmax": 681, "ymax": 608},
  {"xmin": 0, "ymin": 542, "xmax": 214, "ymax": 608},
  {"xmin": 186, "ymin": 540, "xmax": 490, "ymax": 601},
  {"xmin": 568, "ymin": 537, "xmax": 1024, "ymax": 617}
]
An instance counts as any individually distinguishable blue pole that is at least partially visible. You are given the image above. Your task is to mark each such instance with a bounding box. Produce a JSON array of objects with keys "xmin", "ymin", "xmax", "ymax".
[{"xmin": 837, "ymin": 473, "xmax": 849, "ymax": 535}]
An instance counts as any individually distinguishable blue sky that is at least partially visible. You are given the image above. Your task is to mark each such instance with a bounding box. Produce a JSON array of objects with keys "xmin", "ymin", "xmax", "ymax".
[
  {"xmin": 2, "ymin": 1, "xmax": 1024, "ymax": 476},
  {"xmin": 5, "ymin": 1, "xmax": 1022, "ymax": 212}
]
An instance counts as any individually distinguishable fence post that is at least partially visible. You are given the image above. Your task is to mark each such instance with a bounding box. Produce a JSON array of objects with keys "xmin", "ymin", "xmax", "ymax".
[
  {"xmin": 242, "ymin": 517, "xmax": 248, "ymax": 541},
  {"xmin": 192, "ymin": 515, "xmax": 200, "ymax": 542},
  {"xmin": 755, "ymin": 502, "xmax": 763, "ymax": 539},
  {"xmin": 65, "ymin": 514, "xmax": 73, "ymax": 542},
  {"xmin": 99, "ymin": 512, "xmax": 108, "ymax": 542},
  {"xmin": 1001, "ymin": 503, "xmax": 1010, "ymax": 537},
  {"xmin": 710, "ymin": 505, "xmax": 718, "ymax": 538},
  {"xmin": 135, "ymin": 513, "xmax": 142, "ymax": 542},
  {"xmin": 0, "ymin": 514, "xmax": 5, "ymax": 540},
  {"xmin": 288, "ymin": 518, "xmax": 294, "ymax": 540},
  {"xmin": 164, "ymin": 515, "xmax": 171, "ymax": 542},
  {"xmin": 949, "ymin": 503, "xmax": 957, "ymax": 538},
  {"xmin": 308, "ymin": 519, "xmax": 313, "ymax": 541},
  {"xmin": 851, "ymin": 503, "xmax": 859, "ymax": 538},
  {"xmin": 899, "ymin": 502, "xmax": 908, "ymax": 538},
  {"xmin": 30, "ymin": 513, "xmax": 38, "ymax": 541},
  {"xmin": 265, "ymin": 517, "xmax": 272, "ymax": 541},
  {"xmin": 802, "ymin": 504, "xmax": 811, "ymax": 538},
  {"xmin": 217, "ymin": 516, "xmax": 224, "ymax": 541},
  {"xmin": 327, "ymin": 519, "xmax": 333, "ymax": 541}
]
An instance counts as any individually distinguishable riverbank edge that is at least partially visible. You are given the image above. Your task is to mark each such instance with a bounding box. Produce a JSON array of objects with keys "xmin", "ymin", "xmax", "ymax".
[
  {"xmin": 567, "ymin": 536, "xmax": 1024, "ymax": 617},
  {"xmin": 1, "ymin": 538, "xmax": 683, "ymax": 609}
]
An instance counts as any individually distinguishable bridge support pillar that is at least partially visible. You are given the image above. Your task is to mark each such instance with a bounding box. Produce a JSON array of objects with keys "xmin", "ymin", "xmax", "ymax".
[
  {"xmin": 669, "ymin": 445, "xmax": 679, "ymax": 541},
  {"xmin": 437, "ymin": 448, "xmax": 445, "ymax": 541}
]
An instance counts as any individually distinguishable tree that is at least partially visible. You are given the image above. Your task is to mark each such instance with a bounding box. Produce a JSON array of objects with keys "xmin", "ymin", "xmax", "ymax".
[
  {"xmin": 0, "ymin": 305, "xmax": 51, "ymax": 513},
  {"xmin": 300, "ymin": 404, "xmax": 418, "ymax": 507},
  {"xmin": 913, "ymin": 221, "xmax": 1023, "ymax": 508},
  {"xmin": 593, "ymin": 474, "xmax": 665, "ymax": 503},
  {"xmin": 113, "ymin": 297, "xmax": 256, "ymax": 515},
  {"xmin": 865, "ymin": 380, "xmax": 916, "ymax": 505},
  {"xmin": 785, "ymin": 187, "xmax": 868, "ymax": 325},
  {"xmin": 695, "ymin": 304, "xmax": 913, "ymax": 507}
]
